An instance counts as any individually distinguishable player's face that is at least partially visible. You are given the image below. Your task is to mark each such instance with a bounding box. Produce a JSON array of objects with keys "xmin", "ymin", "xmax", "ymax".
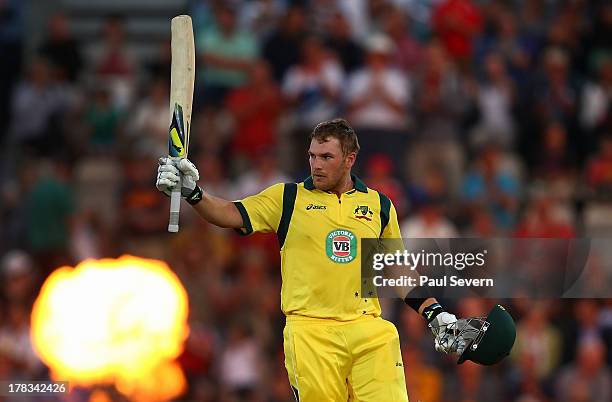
[{"xmin": 308, "ymin": 137, "xmax": 355, "ymax": 191}]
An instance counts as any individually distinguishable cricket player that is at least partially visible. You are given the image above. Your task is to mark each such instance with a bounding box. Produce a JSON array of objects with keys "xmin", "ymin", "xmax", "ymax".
[{"xmin": 156, "ymin": 118, "xmax": 461, "ymax": 401}]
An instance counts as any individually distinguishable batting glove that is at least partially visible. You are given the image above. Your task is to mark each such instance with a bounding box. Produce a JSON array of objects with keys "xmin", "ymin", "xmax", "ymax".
[
  {"xmin": 156, "ymin": 157, "xmax": 204, "ymax": 205},
  {"xmin": 422, "ymin": 303, "xmax": 465, "ymax": 355}
]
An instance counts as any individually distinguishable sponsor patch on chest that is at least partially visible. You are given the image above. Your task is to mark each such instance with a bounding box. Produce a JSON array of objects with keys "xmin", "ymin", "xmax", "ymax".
[{"xmin": 326, "ymin": 229, "xmax": 357, "ymax": 263}]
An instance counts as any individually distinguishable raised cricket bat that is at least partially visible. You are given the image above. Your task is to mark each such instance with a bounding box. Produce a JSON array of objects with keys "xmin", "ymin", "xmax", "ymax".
[{"xmin": 168, "ymin": 15, "xmax": 195, "ymax": 233}]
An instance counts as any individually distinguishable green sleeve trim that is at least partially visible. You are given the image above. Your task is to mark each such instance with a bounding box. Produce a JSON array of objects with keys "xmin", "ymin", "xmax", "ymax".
[
  {"xmin": 277, "ymin": 183, "xmax": 298, "ymax": 248},
  {"xmin": 379, "ymin": 192, "xmax": 391, "ymax": 238},
  {"xmin": 233, "ymin": 201, "xmax": 253, "ymax": 236}
]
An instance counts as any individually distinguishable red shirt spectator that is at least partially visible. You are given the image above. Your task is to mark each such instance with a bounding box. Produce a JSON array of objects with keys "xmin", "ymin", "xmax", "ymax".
[
  {"xmin": 432, "ymin": 0, "xmax": 483, "ymax": 61},
  {"xmin": 514, "ymin": 196, "xmax": 575, "ymax": 238},
  {"xmin": 586, "ymin": 136, "xmax": 612, "ymax": 193},
  {"xmin": 226, "ymin": 61, "xmax": 282, "ymax": 162}
]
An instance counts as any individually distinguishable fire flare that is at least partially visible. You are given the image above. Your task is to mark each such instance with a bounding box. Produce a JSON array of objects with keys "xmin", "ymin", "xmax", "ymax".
[{"xmin": 31, "ymin": 255, "xmax": 189, "ymax": 402}]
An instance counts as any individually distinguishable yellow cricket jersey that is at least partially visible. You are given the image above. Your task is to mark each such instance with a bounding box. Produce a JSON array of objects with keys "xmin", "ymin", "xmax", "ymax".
[{"xmin": 233, "ymin": 175, "xmax": 402, "ymax": 321}]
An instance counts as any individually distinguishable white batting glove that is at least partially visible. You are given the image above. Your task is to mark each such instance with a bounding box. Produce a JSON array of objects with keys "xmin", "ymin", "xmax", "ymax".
[
  {"xmin": 429, "ymin": 312, "xmax": 467, "ymax": 355},
  {"xmin": 156, "ymin": 157, "xmax": 200, "ymax": 199}
]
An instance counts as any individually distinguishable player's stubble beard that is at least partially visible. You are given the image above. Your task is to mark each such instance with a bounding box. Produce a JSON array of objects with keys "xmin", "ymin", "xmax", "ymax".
[{"xmin": 312, "ymin": 159, "xmax": 352, "ymax": 193}]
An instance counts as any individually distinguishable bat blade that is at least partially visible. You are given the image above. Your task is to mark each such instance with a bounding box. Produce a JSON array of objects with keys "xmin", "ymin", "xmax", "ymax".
[{"xmin": 168, "ymin": 15, "xmax": 195, "ymax": 233}]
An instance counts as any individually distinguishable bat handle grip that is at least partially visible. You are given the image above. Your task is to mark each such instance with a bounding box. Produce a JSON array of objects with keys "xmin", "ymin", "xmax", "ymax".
[{"xmin": 168, "ymin": 175, "xmax": 182, "ymax": 232}]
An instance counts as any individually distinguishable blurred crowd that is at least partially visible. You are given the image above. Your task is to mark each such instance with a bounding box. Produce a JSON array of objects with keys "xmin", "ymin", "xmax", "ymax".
[{"xmin": 0, "ymin": 0, "xmax": 611, "ymax": 401}]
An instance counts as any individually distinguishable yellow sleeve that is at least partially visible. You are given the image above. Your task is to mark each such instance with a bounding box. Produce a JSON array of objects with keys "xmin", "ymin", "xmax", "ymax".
[
  {"xmin": 233, "ymin": 183, "xmax": 284, "ymax": 235},
  {"xmin": 382, "ymin": 201, "xmax": 402, "ymax": 239},
  {"xmin": 379, "ymin": 199, "xmax": 405, "ymax": 257}
]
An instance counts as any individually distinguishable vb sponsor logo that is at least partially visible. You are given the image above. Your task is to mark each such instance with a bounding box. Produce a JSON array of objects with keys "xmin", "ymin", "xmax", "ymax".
[{"xmin": 326, "ymin": 229, "xmax": 357, "ymax": 263}]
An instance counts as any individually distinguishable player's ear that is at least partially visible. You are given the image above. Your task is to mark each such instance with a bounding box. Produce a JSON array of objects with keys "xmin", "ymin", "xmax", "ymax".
[{"xmin": 345, "ymin": 152, "xmax": 356, "ymax": 168}]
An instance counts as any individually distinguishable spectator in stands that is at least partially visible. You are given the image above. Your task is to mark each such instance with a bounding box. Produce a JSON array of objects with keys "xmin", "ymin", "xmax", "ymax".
[
  {"xmin": 544, "ymin": 2, "xmax": 590, "ymax": 76},
  {"xmin": 323, "ymin": 11, "xmax": 364, "ymax": 74},
  {"xmin": 0, "ymin": 250, "xmax": 37, "ymax": 308},
  {"xmin": 408, "ymin": 40, "xmax": 468, "ymax": 192},
  {"xmin": 536, "ymin": 47, "xmax": 578, "ymax": 127},
  {"xmin": 9, "ymin": 58, "xmax": 72, "ymax": 156},
  {"xmin": 432, "ymin": 0, "xmax": 483, "ymax": 65},
  {"xmin": 192, "ymin": 152, "xmax": 234, "ymax": 200},
  {"xmin": 363, "ymin": 154, "xmax": 407, "ymax": 218},
  {"xmin": 197, "ymin": 3, "xmax": 258, "ymax": 107},
  {"xmin": 471, "ymin": 52, "xmax": 516, "ymax": 150},
  {"xmin": 402, "ymin": 169, "xmax": 457, "ymax": 238},
  {"xmin": 586, "ymin": 135, "xmax": 612, "ymax": 200},
  {"xmin": 23, "ymin": 159, "xmax": 74, "ymax": 274},
  {"xmin": 363, "ymin": 0, "xmax": 393, "ymax": 39},
  {"xmin": 219, "ymin": 320, "xmax": 263, "ymax": 400},
  {"xmin": 346, "ymin": 33, "xmax": 410, "ymax": 169},
  {"xmin": 506, "ymin": 350, "xmax": 550, "ymax": 402},
  {"xmin": 580, "ymin": 57, "xmax": 612, "ymax": 154},
  {"xmin": 514, "ymin": 189, "xmax": 575, "ymax": 238},
  {"xmin": 462, "ymin": 209, "xmax": 498, "ymax": 236},
  {"xmin": 120, "ymin": 154, "xmax": 167, "ymax": 257},
  {"xmin": 84, "ymin": 84, "xmax": 124, "ymax": 152},
  {"xmin": 476, "ymin": 11, "xmax": 538, "ymax": 85},
  {"xmin": 556, "ymin": 337, "xmax": 611, "ymax": 402},
  {"xmin": 129, "ymin": 78, "xmax": 169, "ymax": 156},
  {"xmin": 512, "ymin": 302, "xmax": 562, "ymax": 380},
  {"xmin": 232, "ymin": 147, "xmax": 289, "ymax": 199},
  {"xmin": 226, "ymin": 60, "xmax": 282, "ymax": 165},
  {"xmin": 309, "ymin": 0, "xmax": 341, "ymax": 37},
  {"xmin": 461, "ymin": 142, "xmax": 520, "ymax": 231},
  {"xmin": 238, "ymin": 0, "xmax": 285, "ymax": 40},
  {"xmin": 533, "ymin": 121, "xmax": 575, "ymax": 182},
  {"xmin": 382, "ymin": 6, "xmax": 423, "ymax": 75},
  {"xmin": 559, "ymin": 300, "xmax": 608, "ymax": 366},
  {"xmin": 0, "ymin": 303, "xmax": 44, "ymax": 379},
  {"xmin": 346, "ymin": 33, "xmax": 410, "ymax": 131},
  {"xmin": 262, "ymin": 4, "xmax": 308, "ymax": 82},
  {"xmin": 442, "ymin": 361, "xmax": 502, "ymax": 402},
  {"xmin": 92, "ymin": 14, "xmax": 136, "ymax": 109},
  {"xmin": 39, "ymin": 12, "xmax": 83, "ymax": 83},
  {"xmin": 282, "ymin": 35, "xmax": 343, "ymax": 129}
]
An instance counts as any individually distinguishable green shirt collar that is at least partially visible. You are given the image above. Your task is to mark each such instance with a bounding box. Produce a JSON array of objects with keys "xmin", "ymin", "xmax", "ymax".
[{"xmin": 303, "ymin": 174, "xmax": 368, "ymax": 193}]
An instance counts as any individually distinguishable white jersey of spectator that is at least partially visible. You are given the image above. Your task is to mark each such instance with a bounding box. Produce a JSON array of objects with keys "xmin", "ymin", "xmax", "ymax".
[
  {"xmin": 581, "ymin": 81, "xmax": 610, "ymax": 130},
  {"xmin": 400, "ymin": 214, "xmax": 458, "ymax": 238},
  {"xmin": 220, "ymin": 336, "xmax": 261, "ymax": 391},
  {"xmin": 129, "ymin": 80, "xmax": 169, "ymax": 156},
  {"xmin": 232, "ymin": 169, "xmax": 290, "ymax": 200},
  {"xmin": 473, "ymin": 84, "xmax": 515, "ymax": 147},
  {"xmin": 346, "ymin": 67, "xmax": 410, "ymax": 129},
  {"xmin": 282, "ymin": 59, "xmax": 344, "ymax": 127}
]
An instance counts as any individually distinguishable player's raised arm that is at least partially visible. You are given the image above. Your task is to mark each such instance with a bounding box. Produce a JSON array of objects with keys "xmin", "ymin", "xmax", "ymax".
[{"xmin": 156, "ymin": 157, "xmax": 243, "ymax": 229}]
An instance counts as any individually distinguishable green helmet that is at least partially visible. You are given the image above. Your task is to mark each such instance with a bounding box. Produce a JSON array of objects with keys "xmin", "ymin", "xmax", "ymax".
[{"xmin": 456, "ymin": 304, "xmax": 516, "ymax": 365}]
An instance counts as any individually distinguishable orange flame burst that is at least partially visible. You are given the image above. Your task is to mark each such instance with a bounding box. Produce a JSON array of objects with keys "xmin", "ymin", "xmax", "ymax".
[{"xmin": 31, "ymin": 255, "xmax": 190, "ymax": 402}]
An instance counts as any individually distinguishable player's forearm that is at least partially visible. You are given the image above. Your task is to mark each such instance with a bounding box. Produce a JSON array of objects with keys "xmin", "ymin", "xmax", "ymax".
[{"xmin": 191, "ymin": 192, "xmax": 244, "ymax": 229}]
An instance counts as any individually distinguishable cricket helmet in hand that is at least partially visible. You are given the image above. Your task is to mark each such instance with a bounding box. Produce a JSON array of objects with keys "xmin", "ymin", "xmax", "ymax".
[{"xmin": 456, "ymin": 304, "xmax": 516, "ymax": 365}]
